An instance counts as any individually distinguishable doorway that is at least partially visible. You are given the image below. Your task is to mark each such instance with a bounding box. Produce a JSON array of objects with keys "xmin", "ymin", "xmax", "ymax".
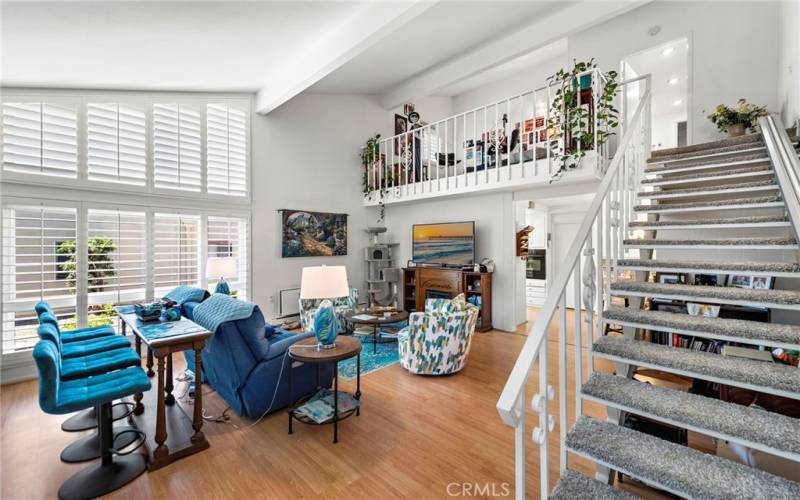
[{"xmin": 621, "ymin": 36, "xmax": 690, "ymax": 150}]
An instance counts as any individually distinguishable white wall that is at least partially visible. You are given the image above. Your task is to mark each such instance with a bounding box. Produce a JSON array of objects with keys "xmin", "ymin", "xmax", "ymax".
[
  {"xmin": 251, "ymin": 94, "xmax": 387, "ymax": 319},
  {"xmin": 569, "ymin": 1, "xmax": 780, "ymax": 144},
  {"xmin": 778, "ymin": 0, "xmax": 800, "ymax": 128},
  {"xmin": 651, "ymin": 110, "xmax": 687, "ymax": 150},
  {"xmin": 382, "ymin": 191, "xmax": 517, "ymax": 331}
]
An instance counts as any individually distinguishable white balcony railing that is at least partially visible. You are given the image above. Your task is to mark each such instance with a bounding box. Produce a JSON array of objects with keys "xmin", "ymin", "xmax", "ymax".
[
  {"xmin": 495, "ymin": 74, "xmax": 651, "ymax": 499},
  {"xmin": 362, "ymin": 68, "xmax": 617, "ymax": 206}
]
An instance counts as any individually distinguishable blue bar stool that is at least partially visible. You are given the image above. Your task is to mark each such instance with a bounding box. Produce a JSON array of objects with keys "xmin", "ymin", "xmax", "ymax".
[
  {"xmin": 37, "ymin": 324, "xmax": 142, "ymax": 463},
  {"xmin": 33, "ymin": 340, "xmax": 152, "ymax": 500}
]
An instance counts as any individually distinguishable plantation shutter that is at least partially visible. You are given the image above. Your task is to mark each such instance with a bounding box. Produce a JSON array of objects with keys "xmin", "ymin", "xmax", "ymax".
[
  {"xmin": 153, "ymin": 104, "xmax": 201, "ymax": 192},
  {"xmin": 87, "ymin": 104, "xmax": 147, "ymax": 185},
  {"xmin": 152, "ymin": 213, "xmax": 200, "ymax": 297},
  {"xmin": 1, "ymin": 205, "xmax": 78, "ymax": 353},
  {"xmin": 207, "ymin": 216, "xmax": 248, "ymax": 299},
  {"xmin": 206, "ymin": 104, "xmax": 248, "ymax": 196},
  {"xmin": 86, "ymin": 209, "xmax": 147, "ymax": 326},
  {"xmin": 1, "ymin": 102, "xmax": 78, "ymax": 178}
]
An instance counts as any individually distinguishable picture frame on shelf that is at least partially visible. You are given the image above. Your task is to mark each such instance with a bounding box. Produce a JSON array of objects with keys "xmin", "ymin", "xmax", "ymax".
[
  {"xmin": 727, "ymin": 274, "xmax": 774, "ymax": 289},
  {"xmin": 656, "ymin": 272, "xmax": 685, "ymax": 285}
]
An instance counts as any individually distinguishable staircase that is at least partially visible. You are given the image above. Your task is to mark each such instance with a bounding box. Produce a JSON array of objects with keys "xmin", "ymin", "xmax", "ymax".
[{"xmin": 497, "ymin": 97, "xmax": 800, "ymax": 499}]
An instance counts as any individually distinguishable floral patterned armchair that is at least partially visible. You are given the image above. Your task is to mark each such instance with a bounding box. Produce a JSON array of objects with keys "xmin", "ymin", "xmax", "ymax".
[
  {"xmin": 299, "ymin": 287, "xmax": 359, "ymax": 334},
  {"xmin": 397, "ymin": 294, "xmax": 480, "ymax": 375}
]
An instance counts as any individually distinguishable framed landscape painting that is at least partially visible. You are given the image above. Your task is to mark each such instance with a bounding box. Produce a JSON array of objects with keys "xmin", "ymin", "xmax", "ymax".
[{"xmin": 281, "ymin": 209, "xmax": 347, "ymax": 257}]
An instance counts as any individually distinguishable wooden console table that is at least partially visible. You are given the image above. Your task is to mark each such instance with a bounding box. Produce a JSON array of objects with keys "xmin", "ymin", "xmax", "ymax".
[
  {"xmin": 402, "ymin": 267, "xmax": 492, "ymax": 331},
  {"xmin": 116, "ymin": 306, "xmax": 212, "ymax": 471}
]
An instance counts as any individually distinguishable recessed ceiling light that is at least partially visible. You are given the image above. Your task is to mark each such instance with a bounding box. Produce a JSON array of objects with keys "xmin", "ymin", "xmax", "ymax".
[
  {"xmin": 662, "ymin": 47, "xmax": 675, "ymax": 56},
  {"xmin": 673, "ymin": 99, "xmax": 683, "ymax": 106},
  {"xmin": 668, "ymin": 77, "xmax": 679, "ymax": 85}
]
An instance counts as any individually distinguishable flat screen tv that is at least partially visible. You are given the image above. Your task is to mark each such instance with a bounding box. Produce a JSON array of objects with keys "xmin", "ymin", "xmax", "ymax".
[{"xmin": 412, "ymin": 222, "xmax": 475, "ymax": 266}]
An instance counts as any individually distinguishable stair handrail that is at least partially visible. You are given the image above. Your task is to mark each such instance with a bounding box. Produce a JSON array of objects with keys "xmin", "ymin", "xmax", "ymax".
[
  {"xmin": 760, "ymin": 115, "xmax": 800, "ymax": 242},
  {"xmin": 496, "ymin": 77, "xmax": 651, "ymax": 499}
]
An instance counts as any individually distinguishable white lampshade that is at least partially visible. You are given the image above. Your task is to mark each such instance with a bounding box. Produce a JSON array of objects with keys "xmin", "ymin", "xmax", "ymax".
[
  {"xmin": 300, "ymin": 266, "xmax": 349, "ymax": 299},
  {"xmin": 207, "ymin": 257, "xmax": 238, "ymax": 279}
]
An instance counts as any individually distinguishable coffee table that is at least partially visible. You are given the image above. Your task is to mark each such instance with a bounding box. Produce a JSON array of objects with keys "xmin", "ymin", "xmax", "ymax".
[{"xmin": 344, "ymin": 310, "xmax": 409, "ymax": 354}]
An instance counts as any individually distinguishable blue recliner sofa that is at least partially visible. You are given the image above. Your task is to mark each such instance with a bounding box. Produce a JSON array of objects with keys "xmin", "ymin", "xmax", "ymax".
[{"xmin": 185, "ymin": 295, "xmax": 333, "ymax": 419}]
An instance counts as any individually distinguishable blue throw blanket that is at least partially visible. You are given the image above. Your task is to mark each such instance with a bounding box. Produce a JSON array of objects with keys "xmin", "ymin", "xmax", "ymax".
[
  {"xmin": 192, "ymin": 294, "xmax": 256, "ymax": 333},
  {"xmin": 164, "ymin": 286, "xmax": 207, "ymax": 305}
]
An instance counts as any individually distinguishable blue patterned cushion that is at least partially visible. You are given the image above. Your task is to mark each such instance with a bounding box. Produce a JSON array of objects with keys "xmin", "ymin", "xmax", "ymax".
[
  {"xmin": 165, "ymin": 285, "xmax": 209, "ymax": 305},
  {"xmin": 192, "ymin": 293, "xmax": 256, "ymax": 333}
]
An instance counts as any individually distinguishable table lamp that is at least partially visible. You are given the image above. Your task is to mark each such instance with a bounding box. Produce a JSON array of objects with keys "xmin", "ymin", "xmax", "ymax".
[
  {"xmin": 207, "ymin": 257, "xmax": 238, "ymax": 295},
  {"xmin": 300, "ymin": 265, "xmax": 349, "ymax": 349}
]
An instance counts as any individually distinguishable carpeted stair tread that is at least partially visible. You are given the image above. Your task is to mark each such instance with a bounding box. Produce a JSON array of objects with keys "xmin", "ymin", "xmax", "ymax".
[
  {"xmin": 628, "ymin": 215, "xmax": 789, "ymax": 227},
  {"xmin": 610, "ymin": 281, "xmax": 800, "ymax": 305},
  {"xmin": 616, "ymin": 258, "xmax": 800, "ymax": 273},
  {"xmin": 603, "ymin": 306, "xmax": 800, "ymax": 346},
  {"xmin": 566, "ymin": 417, "xmax": 800, "ymax": 499},
  {"xmin": 633, "ymin": 195, "xmax": 782, "ymax": 212},
  {"xmin": 645, "ymin": 152, "xmax": 769, "ymax": 173},
  {"xmin": 649, "ymin": 134, "xmax": 763, "ymax": 161},
  {"xmin": 592, "ymin": 336, "xmax": 800, "ymax": 395},
  {"xmin": 550, "ymin": 470, "xmax": 637, "ymax": 500},
  {"xmin": 623, "ymin": 236, "xmax": 797, "ymax": 247},
  {"xmin": 637, "ymin": 179, "xmax": 778, "ymax": 197},
  {"xmin": 646, "ymin": 142, "xmax": 765, "ymax": 164},
  {"xmin": 641, "ymin": 165, "xmax": 772, "ymax": 184},
  {"xmin": 582, "ymin": 373, "xmax": 800, "ymax": 458}
]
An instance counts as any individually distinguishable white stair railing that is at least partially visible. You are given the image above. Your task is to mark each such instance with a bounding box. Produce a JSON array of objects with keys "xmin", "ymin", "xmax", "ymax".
[
  {"xmin": 760, "ymin": 115, "xmax": 800, "ymax": 242},
  {"xmin": 496, "ymin": 75, "xmax": 651, "ymax": 500},
  {"xmin": 362, "ymin": 69, "xmax": 611, "ymax": 205}
]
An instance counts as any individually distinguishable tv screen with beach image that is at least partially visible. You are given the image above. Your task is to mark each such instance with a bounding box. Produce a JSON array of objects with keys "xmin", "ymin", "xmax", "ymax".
[{"xmin": 412, "ymin": 222, "xmax": 475, "ymax": 266}]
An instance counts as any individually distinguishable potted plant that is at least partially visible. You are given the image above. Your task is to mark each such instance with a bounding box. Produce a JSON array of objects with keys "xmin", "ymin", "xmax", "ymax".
[{"xmin": 707, "ymin": 99, "xmax": 768, "ymax": 137}]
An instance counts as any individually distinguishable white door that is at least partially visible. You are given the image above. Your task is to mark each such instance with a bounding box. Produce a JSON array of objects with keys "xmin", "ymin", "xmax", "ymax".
[{"xmin": 554, "ymin": 220, "xmax": 580, "ymax": 309}]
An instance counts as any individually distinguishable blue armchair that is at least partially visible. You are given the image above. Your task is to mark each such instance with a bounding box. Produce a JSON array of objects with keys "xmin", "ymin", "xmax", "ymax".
[{"xmin": 185, "ymin": 303, "xmax": 333, "ymax": 419}]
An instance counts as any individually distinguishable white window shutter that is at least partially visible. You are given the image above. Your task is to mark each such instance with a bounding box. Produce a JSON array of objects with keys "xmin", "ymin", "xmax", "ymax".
[
  {"xmin": 1, "ymin": 102, "xmax": 78, "ymax": 177},
  {"xmin": 152, "ymin": 213, "xmax": 200, "ymax": 297},
  {"xmin": 207, "ymin": 216, "xmax": 248, "ymax": 298},
  {"xmin": 206, "ymin": 104, "xmax": 248, "ymax": 196},
  {"xmin": 87, "ymin": 104, "xmax": 147, "ymax": 185},
  {"xmin": 153, "ymin": 104, "xmax": 201, "ymax": 192}
]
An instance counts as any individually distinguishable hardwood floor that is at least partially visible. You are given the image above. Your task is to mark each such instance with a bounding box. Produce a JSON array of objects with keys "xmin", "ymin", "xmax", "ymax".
[{"xmin": 2, "ymin": 310, "xmax": 668, "ymax": 499}]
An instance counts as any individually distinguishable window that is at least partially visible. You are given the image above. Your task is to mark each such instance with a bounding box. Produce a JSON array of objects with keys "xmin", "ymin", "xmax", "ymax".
[
  {"xmin": 153, "ymin": 213, "xmax": 200, "ymax": 296},
  {"xmin": 86, "ymin": 209, "xmax": 147, "ymax": 326},
  {"xmin": 87, "ymin": 103, "xmax": 147, "ymax": 185},
  {"xmin": 206, "ymin": 104, "xmax": 248, "ymax": 196},
  {"xmin": 1, "ymin": 205, "xmax": 78, "ymax": 353},
  {"xmin": 1, "ymin": 102, "xmax": 78, "ymax": 178},
  {"xmin": 153, "ymin": 104, "xmax": 202, "ymax": 192},
  {"xmin": 207, "ymin": 216, "xmax": 248, "ymax": 299}
]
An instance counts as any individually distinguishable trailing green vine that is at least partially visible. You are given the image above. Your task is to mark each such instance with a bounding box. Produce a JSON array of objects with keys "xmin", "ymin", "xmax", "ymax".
[{"xmin": 547, "ymin": 59, "xmax": 619, "ymax": 182}]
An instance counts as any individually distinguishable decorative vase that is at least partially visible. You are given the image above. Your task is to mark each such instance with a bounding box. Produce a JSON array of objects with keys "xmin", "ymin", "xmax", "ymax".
[
  {"xmin": 727, "ymin": 123, "xmax": 746, "ymax": 137},
  {"xmin": 215, "ymin": 279, "xmax": 231, "ymax": 295},
  {"xmin": 313, "ymin": 299, "xmax": 339, "ymax": 349}
]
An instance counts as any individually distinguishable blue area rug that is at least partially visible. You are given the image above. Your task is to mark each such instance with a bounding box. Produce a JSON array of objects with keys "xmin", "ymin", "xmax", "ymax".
[{"xmin": 338, "ymin": 333, "xmax": 399, "ymax": 380}]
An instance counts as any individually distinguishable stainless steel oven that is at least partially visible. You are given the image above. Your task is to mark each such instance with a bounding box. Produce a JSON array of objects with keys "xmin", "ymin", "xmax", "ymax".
[{"xmin": 526, "ymin": 249, "xmax": 546, "ymax": 280}]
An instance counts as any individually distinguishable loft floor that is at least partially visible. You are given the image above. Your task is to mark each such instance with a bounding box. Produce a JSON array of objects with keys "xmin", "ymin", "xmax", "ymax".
[{"xmin": 3, "ymin": 311, "xmax": 690, "ymax": 499}]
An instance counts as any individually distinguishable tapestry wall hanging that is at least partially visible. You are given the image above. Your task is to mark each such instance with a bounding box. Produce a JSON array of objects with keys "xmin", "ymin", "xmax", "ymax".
[{"xmin": 281, "ymin": 209, "xmax": 348, "ymax": 257}]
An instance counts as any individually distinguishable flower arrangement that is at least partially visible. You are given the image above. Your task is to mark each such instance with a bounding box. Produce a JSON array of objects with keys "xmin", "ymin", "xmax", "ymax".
[{"xmin": 707, "ymin": 99, "xmax": 768, "ymax": 136}]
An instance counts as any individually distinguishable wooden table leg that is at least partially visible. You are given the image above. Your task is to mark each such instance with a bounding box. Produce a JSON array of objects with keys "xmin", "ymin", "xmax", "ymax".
[
  {"xmin": 154, "ymin": 354, "xmax": 169, "ymax": 460},
  {"xmin": 133, "ymin": 335, "xmax": 144, "ymax": 415},
  {"xmin": 191, "ymin": 346, "xmax": 205, "ymax": 445},
  {"xmin": 165, "ymin": 353, "xmax": 175, "ymax": 405},
  {"xmin": 146, "ymin": 347, "xmax": 155, "ymax": 377}
]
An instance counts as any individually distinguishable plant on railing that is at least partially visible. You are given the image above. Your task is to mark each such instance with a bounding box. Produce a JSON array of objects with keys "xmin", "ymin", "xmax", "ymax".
[
  {"xmin": 361, "ymin": 133, "xmax": 381, "ymax": 195},
  {"xmin": 360, "ymin": 133, "xmax": 395, "ymax": 222},
  {"xmin": 547, "ymin": 59, "xmax": 619, "ymax": 181},
  {"xmin": 707, "ymin": 99, "xmax": 768, "ymax": 137}
]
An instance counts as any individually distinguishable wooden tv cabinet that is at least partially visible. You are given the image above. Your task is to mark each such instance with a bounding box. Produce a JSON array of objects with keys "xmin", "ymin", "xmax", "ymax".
[{"xmin": 402, "ymin": 267, "xmax": 492, "ymax": 332}]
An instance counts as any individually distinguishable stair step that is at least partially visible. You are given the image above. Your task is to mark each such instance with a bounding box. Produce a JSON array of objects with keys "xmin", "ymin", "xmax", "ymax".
[
  {"xmin": 623, "ymin": 236, "xmax": 798, "ymax": 249},
  {"xmin": 566, "ymin": 417, "xmax": 800, "ymax": 499},
  {"xmin": 649, "ymin": 134, "xmax": 763, "ymax": 162},
  {"xmin": 616, "ymin": 258, "xmax": 800, "ymax": 277},
  {"xmin": 633, "ymin": 195, "xmax": 783, "ymax": 213},
  {"xmin": 603, "ymin": 306, "xmax": 800, "ymax": 348},
  {"xmin": 582, "ymin": 373, "xmax": 800, "ymax": 461},
  {"xmin": 638, "ymin": 180, "xmax": 779, "ymax": 199},
  {"xmin": 550, "ymin": 470, "xmax": 637, "ymax": 500},
  {"xmin": 610, "ymin": 281, "xmax": 800, "ymax": 310},
  {"xmin": 641, "ymin": 165, "xmax": 773, "ymax": 186},
  {"xmin": 628, "ymin": 214, "xmax": 790, "ymax": 230},
  {"xmin": 644, "ymin": 155, "xmax": 771, "ymax": 176},
  {"xmin": 647, "ymin": 145, "xmax": 767, "ymax": 165},
  {"xmin": 592, "ymin": 336, "xmax": 800, "ymax": 399}
]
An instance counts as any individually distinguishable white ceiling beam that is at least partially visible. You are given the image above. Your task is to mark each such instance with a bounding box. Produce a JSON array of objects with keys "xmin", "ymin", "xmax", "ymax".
[
  {"xmin": 379, "ymin": 1, "xmax": 649, "ymax": 110},
  {"xmin": 255, "ymin": 1, "xmax": 437, "ymax": 115}
]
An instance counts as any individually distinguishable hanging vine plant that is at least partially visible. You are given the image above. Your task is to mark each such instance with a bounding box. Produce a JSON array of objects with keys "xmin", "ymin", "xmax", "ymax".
[
  {"xmin": 546, "ymin": 58, "xmax": 619, "ymax": 182},
  {"xmin": 360, "ymin": 133, "xmax": 394, "ymax": 222}
]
